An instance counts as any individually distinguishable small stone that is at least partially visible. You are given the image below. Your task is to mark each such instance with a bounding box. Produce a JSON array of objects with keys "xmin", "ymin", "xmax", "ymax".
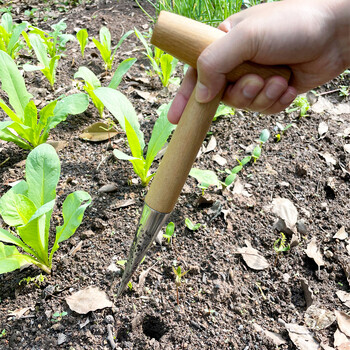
[
  {"xmin": 296, "ymin": 220, "xmax": 307, "ymax": 235},
  {"xmin": 105, "ymin": 315, "xmax": 114, "ymax": 324},
  {"xmin": 282, "ymin": 273, "xmax": 291, "ymax": 283},
  {"xmin": 57, "ymin": 333, "xmax": 67, "ymax": 345},
  {"xmin": 80, "ymin": 230, "xmax": 95, "ymax": 240},
  {"xmin": 324, "ymin": 250, "xmax": 333, "ymax": 259}
]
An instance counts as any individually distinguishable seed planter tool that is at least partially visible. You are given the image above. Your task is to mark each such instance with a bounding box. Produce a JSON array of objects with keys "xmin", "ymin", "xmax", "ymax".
[{"xmin": 117, "ymin": 11, "xmax": 291, "ymax": 296}]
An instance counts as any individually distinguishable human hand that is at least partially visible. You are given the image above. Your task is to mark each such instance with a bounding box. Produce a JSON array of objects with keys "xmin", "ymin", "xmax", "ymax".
[{"xmin": 168, "ymin": 0, "xmax": 350, "ymax": 124}]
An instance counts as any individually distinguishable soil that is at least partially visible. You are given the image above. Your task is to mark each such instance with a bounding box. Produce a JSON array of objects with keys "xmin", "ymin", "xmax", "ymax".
[{"xmin": 0, "ymin": 1, "xmax": 349, "ymax": 349}]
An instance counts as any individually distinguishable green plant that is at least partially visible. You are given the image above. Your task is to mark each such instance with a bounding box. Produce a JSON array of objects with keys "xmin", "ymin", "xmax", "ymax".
[
  {"xmin": 273, "ymin": 232, "xmax": 290, "ymax": 264},
  {"xmin": 95, "ymin": 88, "xmax": 176, "ymax": 186},
  {"xmin": 163, "ymin": 222, "xmax": 175, "ymax": 244},
  {"xmin": 0, "ymin": 13, "xmax": 27, "ymax": 58},
  {"xmin": 0, "ymin": 6, "xmax": 12, "ymax": 14},
  {"xmin": 74, "ymin": 58, "xmax": 136, "ymax": 117},
  {"xmin": 339, "ymin": 85, "xmax": 349, "ymax": 97},
  {"xmin": 0, "ymin": 329, "xmax": 6, "ymax": 338},
  {"xmin": 134, "ymin": 28, "xmax": 179, "ymax": 87},
  {"xmin": 23, "ymin": 33, "xmax": 60, "ymax": 87},
  {"xmin": 185, "ymin": 218, "xmax": 201, "ymax": 231},
  {"xmin": 286, "ymin": 96, "xmax": 310, "ymax": 117},
  {"xmin": 28, "ymin": 19, "xmax": 75, "ymax": 58},
  {"xmin": 24, "ymin": 8, "xmax": 38, "ymax": 18},
  {"xmin": 189, "ymin": 168, "xmax": 221, "ymax": 194},
  {"xmin": 0, "ymin": 144, "xmax": 91, "ymax": 274},
  {"xmin": 224, "ymin": 129, "xmax": 270, "ymax": 185},
  {"xmin": 76, "ymin": 28, "xmax": 88, "ymax": 58},
  {"xmin": 19, "ymin": 273, "xmax": 47, "ymax": 287},
  {"xmin": 172, "ymin": 265, "xmax": 189, "ymax": 304},
  {"xmin": 51, "ymin": 311, "xmax": 68, "ymax": 322},
  {"xmin": 213, "ymin": 103, "xmax": 235, "ymax": 121},
  {"xmin": 92, "ymin": 26, "xmax": 133, "ymax": 70},
  {"xmin": 274, "ymin": 122, "xmax": 293, "ymax": 142},
  {"xmin": 0, "ymin": 51, "xmax": 89, "ymax": 149}
]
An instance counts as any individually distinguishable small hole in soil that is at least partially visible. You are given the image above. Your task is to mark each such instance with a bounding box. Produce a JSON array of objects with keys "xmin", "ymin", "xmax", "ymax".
[
  {"xmin": 116, "ymin": 326, "xmax": 129, "ymax": 342},
  {"xmin": 142, "ymin": 315, "xmax": 168, "ymax": 340}
]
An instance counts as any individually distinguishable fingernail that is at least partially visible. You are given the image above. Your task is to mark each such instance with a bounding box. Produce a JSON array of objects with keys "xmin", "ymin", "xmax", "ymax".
[
  {"xmin": 196, "ymin": 82, "xmax": 209, "ymax": 103},
  {"xmin": 266, "ymin": 83, "xmax": 284, "ymax": 100},
  {"xmin": 243, "ymin": 83, "xmax": 263, "ymax": 99},
  {"xmin": 280, "ymin": 89, "xmax": 297, "ymax": 105}
]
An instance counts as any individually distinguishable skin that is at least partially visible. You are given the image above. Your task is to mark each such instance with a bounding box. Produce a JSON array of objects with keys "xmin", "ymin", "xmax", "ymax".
[{"xmin": 168, "ymin": 0, "xmax": 350, "ymax": 124}]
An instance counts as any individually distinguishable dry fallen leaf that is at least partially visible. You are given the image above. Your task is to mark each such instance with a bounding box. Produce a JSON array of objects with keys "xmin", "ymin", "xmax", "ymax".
[
  {"xmin": 253, "ymin": 323, "xmax": 287, "ymax": 346},
  {"xmin": 281, "ymin": 321, "xmax": 320, "ymax": 350},
  {"xmin": 111, "ymin": 199, "xmax": 136, "ymax": 209},
  {"xmin": 212, "ymin": 154, "xmax": 227, "ymax": 166},
  {"xmin": 334, "ymin": 329, "xmax": 350, "ymax": 348},
  {"xmin": 203, "ymin": 136, "xmax": 217, "ymax": 153},
  {"xmin": 318, "ymin": 121, "xmax": 328, "ymax": 138},
  {"xmin": 79, "ymin": 122, "xmax": 118, "ymax": 142},
  {"xmin": 335, "ymin": 310, "xmax": 350, "ymax": 337},
  {"xmin": 344, "ymin": 144, "xmax": 350, "ymax": 154},
  {"xmin": 333, "ymin": 226, "xmax": 348, "ymax": 240},
  {"xmin": 8, "ymin": 306, "xmax": 33, "ymax": 319},
  {"xmin": 305, "ymin": 237, "xmax": 325, "ymax": 267},
  {"xmin": 46, "ymin": 140, "xmax": 67, "ymax": 151},
  {"xmin": 319, "ymin": 152, "xmax": 337, "ymax": 166},
  {"xmin": 133, "ymin": 89, "xmax": 158, "ymax": 103},
  {"xmin": 98, "ymin": 183, "xmax": 118, "ymax": 193},
  {"xmin": 272, "ymin": 198, "xmax": 298, "ymax": 235},
  {"xmin": 234, "ymin": 240, "xmax": 269, "ymax": 270},
  {"xmin": 66, "ymin": 286, "xmax": 113, "ymax": 314},
  {"xmin": 301, "ymin": 278, "xmax": 314, "ymax": 309},
  {"xmin": 336, "ymin": 291, "xmax": 350, "ymax": 308},
  {"xmin": 304, "ymin": 305, "xmax": 336, "ymax": 330}
]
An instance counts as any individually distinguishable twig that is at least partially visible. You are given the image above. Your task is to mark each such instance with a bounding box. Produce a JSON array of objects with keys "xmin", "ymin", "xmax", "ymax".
[
  {"xmin": 317, "ymin": 88, "xmax": 340, "ymax": 96},
  {"xmin": 106, "ymin": 324, "xmax": 116, "ymax": 350},
  {"xmin": 0, "ymin": 157, "xmax": 10, "ymax": 167}
]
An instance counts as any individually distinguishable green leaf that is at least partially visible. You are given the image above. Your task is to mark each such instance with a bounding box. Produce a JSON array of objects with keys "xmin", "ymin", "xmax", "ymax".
[
  {"xmin": 159, "ymin": 54, "xmax": 173, "ymax": 87},
  {"xmin": 0, "ymin": 51, "xmax": 32, "ymax": 120},
  {"xmin": 145, "ymin": 102, "xmax": 175, "ymax": 171},
  {"xmin": 92, "ymin": 37, "xmax": 110, "ymax": 68},
  {"xmin": 74, "ymin": 66, "xmax": 101, "ymax": 90},
  {"xmin": 0, "ymin": 242, "xmax": 33, "ymax": 274},
  {"xmin": 225, "ymin": 173, "xmax": 236, "ymax": 186},
  {"xmin": 252, "ymin": 145, "xmax": 261, "ymax": 159},
  {"xmin": 0, "ymin": 227, "xmax": 37, "ymax": 257},
  {"xmin": 26, "ymin": 143, "xmax": 60, "ymax": 208},
  {"xmin": 1, "ymin": 13, "xmax": 12, "ymax": 34},
  {"xmin": 108, "ymin": 57, "xmax": 136, "ymax": 89},
  {"xmin": 231, "ymin": 165, "xmax": 242, "ymax": 174},
  {"xmin": 28, "ymin": 33, "xmax": 50, "ymax": 67},
  {"xmin": 259, "ymin": 129, "xmax": 270, "ymax": 143},
  {"xmin": 76, "ymin": 28, "xmax": 88, "ymax": 58},
  {"xmin": 112, "ymin": 30, "xmax": 133, "ymax": 57},
  {"xmin": 94, "ymin": 87, "xmax": 145, "ymax": 148},
  {"xmin": 185, "ymin": 218, "xmax": 201, "ymax": 231},
  {"xmin": 7, "ymin": 22, "xmax": 27, "ymax": 57},
  {"xmin": 50, "ymin": 191, "xmax": 91, "ymax": 262},
  {"xmin": 99, "ymin": 26, "xmax": 111, "ymax": 52},
  {"xmin": 164, "ymin": 222, "xmax": 175, "ymax": 241},
  {"xmin": 0, "ymin": 122, "xmax": 32, "ymax": 149},
  {"xmin": 113, "ymin": 149, "xmax": 140, "ymax": 161},
  {"xmin": 240, "ymin": 156, "xmax": 251, "ymax": 166},
  {"xmin": 213, "ymin": 103, "xmax": 235, "ymax": 121},
  {"xmin": 189, "ymin": 168, "xmax": 220, "ymax": 189}
]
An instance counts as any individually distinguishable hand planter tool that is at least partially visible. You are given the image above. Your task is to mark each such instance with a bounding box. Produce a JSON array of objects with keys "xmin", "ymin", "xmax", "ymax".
[{"xmin": 117, "ymin": 11, "xmax": 291, "ymax": 296}]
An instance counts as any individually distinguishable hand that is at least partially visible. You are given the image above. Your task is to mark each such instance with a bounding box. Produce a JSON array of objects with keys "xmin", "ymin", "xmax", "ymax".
[{"xmin": 168, "ymin": 0, "xmax": 350, "ymax": 124}]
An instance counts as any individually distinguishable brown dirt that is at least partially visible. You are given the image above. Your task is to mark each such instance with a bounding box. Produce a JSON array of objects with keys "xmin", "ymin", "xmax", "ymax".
[{"xmin": 0, "ymin": 1, "xmax": 349, "ymax": 349}]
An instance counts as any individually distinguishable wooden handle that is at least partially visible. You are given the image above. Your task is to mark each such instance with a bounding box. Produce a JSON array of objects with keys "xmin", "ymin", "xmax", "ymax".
[
  {"xmin": 151, "ymin": 11, "xmax": 291, "ymax": 82},
  {"xmin": 146, "ymin": 87, "xmax": 224, "ymax": 213}
]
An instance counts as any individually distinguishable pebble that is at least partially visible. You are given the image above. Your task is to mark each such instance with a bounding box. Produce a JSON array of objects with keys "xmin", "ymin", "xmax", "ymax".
[
  {"xmin": 324, "ymin": 250, "xmax": 333, "ymax": 259},
  {"xmin": 57, "ymin": 333, "xmax": 67, "ymax": 345},
  {"xmin": 105, "ymin": 315, "xmax": 114, "ymax": 324}
]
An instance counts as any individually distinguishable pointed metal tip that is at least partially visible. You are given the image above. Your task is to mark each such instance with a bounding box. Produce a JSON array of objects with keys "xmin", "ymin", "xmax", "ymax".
[{"xmin": 116, "ymin": 204, "xmax": 169, "ymax": 297}]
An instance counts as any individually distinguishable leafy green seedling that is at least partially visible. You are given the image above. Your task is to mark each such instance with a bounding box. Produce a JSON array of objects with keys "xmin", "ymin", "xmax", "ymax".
[
  {"xmin": 24, "ymin": 8, "xmax": 38, "ymax": 18},
  {"xmin": 273, "ymin": 232, "xmax": 290, "ymax": 265},
  {"xmin": 92, "ymin": 26, "xmax": 133, "ymax": 70},
  {"xmin": 172, "ymin": 265, "xmax": 189, "ymax": 304},
  {"xmin": 28, "ymin": 19, "xmax": 75, "ymax": 58},
  {"xmin": 74, "ymin": 58, "xmax": 136, "ymax": 117},
  {"xmin": 95, "ymin": 87, "xmax": 176, "ymax": 186},
  {"xmin": 274, "ymin": 122, "xmax": 293, "ymax": 142},
  {"xmin": 252, "ymin": 128, "xmax": 270, "ymax": 162},
  {"xmin": 286, "ymin": 96, "xmax": 310, "ymax": 117},
  {"xmin": 0, "ymin": 13, "xmax": 27, "ymax": 58},
  {"xmin": 213, "ymin": 103, "xmax": 235, "ymax": 121},
  {"xmin": 51, "ymin": 311, "xmax": 68, "ymax": 323},
  {"xmin": 0, "ymin": 144, "xmax": 91, "ymax": 274},
  {"xmin": 127, "ymin": 281, "xmax": 133, "ymax": 291},
  {"xmin": 134, "ymin": 27, "xmax": 179, "ymax": 87},
  {"xmin": 0, "ymin": 51, "xmax": 88, "ymax": 149},
  {"xmin": 189, "ymin": 168, "xmax": 221, "ymax": 194},
  {"xmin": 163, "ymin": 222, "xmax": 175, "ymax": 244},
  {"xmin": 76, "ymin": 28, "xmax": 88, "ymax": 58},
  {"xmin": 0, "ymin": 329, "xmax": 6, "ymax": 338},
  {"xmin": 185, "ymin": 218, "xmax": 201, "ymax": 231},
  {"xmin": 339, "ymin": 85, "xmax": 349, "ymax": 97},
  {"xmin": 19, "ymin": 274, "xmax": 47, "ymax": 288}
]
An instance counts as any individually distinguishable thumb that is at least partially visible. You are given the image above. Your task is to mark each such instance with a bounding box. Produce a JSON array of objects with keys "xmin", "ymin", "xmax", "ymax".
[{"xmin": 195, "ymin": 25, "xmax": 255, "ymax": 103}]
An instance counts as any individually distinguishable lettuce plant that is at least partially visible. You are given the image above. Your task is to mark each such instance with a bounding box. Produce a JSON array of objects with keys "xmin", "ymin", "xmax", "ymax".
[
  {"xmin": 134, "ymin": 28, "xmax": 179, "ymax": 87},
  {"xmin": 0, "ymin": 51, "xmax": 89, "ymax": 149},
  {"xmin": 74, "ymin": 57, "xmax": 136, "ymax": 117},
  {"xmin": 0, "ymin": 13, "xmax": 27, "ymax": 58},
  {"xmin": 94, "ymin": 87, "xmax": 176, "ymax": 186},
  {"xmin": 92, "ymin": 27, "xmax": 133, "ymax": 70},
  {"xmin": 0, "ymin": 144, "xmax": 91, "ymax": 274},
  {"xmin": 76, "ymin": 28, "xmax": 88, "ymax": 58}
]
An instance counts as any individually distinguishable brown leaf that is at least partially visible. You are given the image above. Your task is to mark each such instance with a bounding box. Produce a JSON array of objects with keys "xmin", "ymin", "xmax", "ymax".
[
  {"xmin": 8, "ymin": 307, "xmax": 33, "ymax": 319},
  {"xmin": 66, "ymin": 286, "xmax": 113, "ymax": 314},
  {"xmin": 79, "ymin": 122, "xmax": 118, "ymax": 142},
  {"xmin": 203, "ymin": 136, "xmax": 217, "ymax": 153},
  {"xmin": 319, "ymin": 152, "xmax": 337, "ymax": 166},
  {"xmin": 234, "ymin": 240, "xmax": 269, "ymax": 270},
  {"xmin": 318, "ymin": 121, "xmax": 328, "ymax": 138},
  {"xmin": 334, "ymin": 329, "xmax": 350, "ymax": 348},
  {"xmin": 282, "ymin": 321, "xmax": 320, "ymax": 350},
  {"xmin": 336, "ymin": 291, "xmax": 350, "ymax": 308},
  {"xmin": 46, "ymin": 140, "xmax": 67, "ymax": 151},
  {"xmin": 305, "ymin": 237, "xmax": 325, "ymax": 267},
  {"xmin": 335, "ymin": 310, "xmax": 350, "ymax": 337},
  {"xmin": 98, "ymin": 183, "xmax": 118, "ymax": 193},
  {"xmin": 212, "ymin": 154, "xmax": 227, "ymax": 166},
  {"xmin": 344, "ymin": 144, "xmax": 350, "ymax": 154},
  {"xmin": 304, "ymin": 305, "xmax": 336, "ymax": 330},
  {"xmin": 253, "ymin": 323, "xmax": 287, "ymax": 346},
  {"xmin": 333, "ymin": 226, "xmax": 348, "ymax": 240},
  {"xmin": 272, "ymin": 198, "xmax": 298, "ymax": 235},
  {"xmin": 111, "ymin": 199, "xmax": 136, "ymax": 209},
  {"xmin": 301, "ymin": 278, "xmax": 314, "ymax": 309}
]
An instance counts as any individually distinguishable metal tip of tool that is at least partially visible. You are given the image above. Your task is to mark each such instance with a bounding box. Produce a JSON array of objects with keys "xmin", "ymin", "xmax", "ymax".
[{"xmin": 116, "ymin": 204, "xmax": 169, "ymax": 297}]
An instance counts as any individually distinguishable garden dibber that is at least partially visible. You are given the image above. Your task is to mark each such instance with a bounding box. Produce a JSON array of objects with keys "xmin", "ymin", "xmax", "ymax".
[{"xmin": 116, "ymin": 11, "xmax": 291, "ymax": 296}]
